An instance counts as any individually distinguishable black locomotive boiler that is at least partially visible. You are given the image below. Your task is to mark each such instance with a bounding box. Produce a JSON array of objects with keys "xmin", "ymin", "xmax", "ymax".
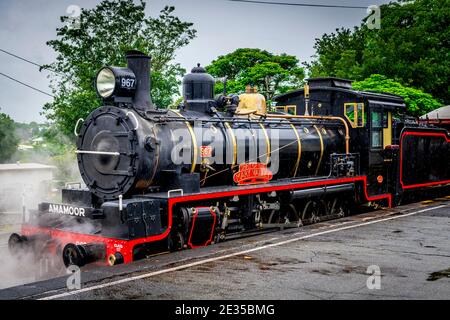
[{"xmin": 9, "ymin": 51, "xmax": 450, "ymax": 267}]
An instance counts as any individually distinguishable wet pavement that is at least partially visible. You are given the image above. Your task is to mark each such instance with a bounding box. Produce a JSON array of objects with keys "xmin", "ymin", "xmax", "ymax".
[
  {"xmin": 0, "ymin": 213, "xmax": 46, "ymax": 289},
  {"xmin": 0, "ymin": 199, "xmax": 449, "ymax": 300}
]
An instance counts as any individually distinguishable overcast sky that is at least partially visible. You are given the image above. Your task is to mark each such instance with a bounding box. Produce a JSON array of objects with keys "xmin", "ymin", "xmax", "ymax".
[{"xmin": 0, "ymin": 0, "xmax": 391, "ymax": 123}]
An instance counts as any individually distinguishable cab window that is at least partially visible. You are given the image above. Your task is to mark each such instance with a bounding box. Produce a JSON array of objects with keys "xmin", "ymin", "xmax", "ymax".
[
  {"xmin": 371, "ymin": 110, "xmax": 383, "ymax": 148},
  {"xmin": 286, "ymin": 105, "xmax": 297, "ymax": 115},
  {"xmin": 382, "ymin": 112, "xmax": 389, "ymax": 128},
  {"xmin": 275, "ymin": 105, "xmax": 297, "ymax": 115},
  {"xmin": 344, "ymin": 103, "xmax": 365, "ymax": 128}
]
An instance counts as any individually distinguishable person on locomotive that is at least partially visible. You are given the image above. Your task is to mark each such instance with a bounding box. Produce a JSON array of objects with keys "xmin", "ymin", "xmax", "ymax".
[{"xmin": 8, "ymin": 50, "xmax": 449, "ymax": 268}]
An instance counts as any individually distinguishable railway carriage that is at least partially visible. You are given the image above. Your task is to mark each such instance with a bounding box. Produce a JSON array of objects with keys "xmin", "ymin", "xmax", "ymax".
[{"xmin": 8, "ymin": 51, "xmax": 450, "ymax": 267}]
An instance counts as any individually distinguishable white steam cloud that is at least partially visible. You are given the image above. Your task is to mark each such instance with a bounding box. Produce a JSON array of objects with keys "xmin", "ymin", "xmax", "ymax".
[{"xmin": 0, "ymin": 135, "xmax": 82, "ymax": 289}]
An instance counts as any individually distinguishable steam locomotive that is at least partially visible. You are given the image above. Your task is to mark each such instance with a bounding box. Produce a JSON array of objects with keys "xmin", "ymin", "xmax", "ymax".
[{"xmin": 8, "ymin": 51, "xmax": 450, "ymax": 268}]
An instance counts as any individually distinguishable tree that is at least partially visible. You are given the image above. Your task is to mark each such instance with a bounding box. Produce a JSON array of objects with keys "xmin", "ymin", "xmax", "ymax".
[
  {"xmin": 206, "ymin": 48, "xmax": 304, "ymax": 100},
  {"xmin": 353, "ymin": 74, "xmax": 442, "ymax": 117},
  {"xmin": 307, "ymin": 0, "xmax": 449, "ymax": 106},
  {"xmin": 0, "ymin": 112, "xmax": 19, "ymax": 163},
  {"xmin": 307, "ymin": 28, "xmax": 365, "ymax": 81},
  {"xmin": 43, "ymin": 0, "xmax": 196, "ymax": 136}
]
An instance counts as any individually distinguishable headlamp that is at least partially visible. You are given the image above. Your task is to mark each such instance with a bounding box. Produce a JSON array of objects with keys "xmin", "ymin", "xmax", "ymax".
[{"xmin": 95, "ymin": 67, "xmax": 137, "ymax": 100}]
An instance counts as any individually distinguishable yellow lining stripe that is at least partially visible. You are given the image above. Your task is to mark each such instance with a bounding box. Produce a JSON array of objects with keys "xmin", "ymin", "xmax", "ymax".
[
  {"xmin": 224, "ymin": 122, "xmax": 237, "ymax": 166},
  {"xmin": 147, "ymin": 126, "xmax": 160, "ymax": 186},
  {"xmin": 344, "ymin": 102, "xmax": 365, "ymax": 128},
  {"xmin": 314, "ymin": 125, "xmax": 324, "ymax": 175},
  {"xmin": 290, "ymin": 123, "xmax": 302, "ymax": 177},
  {"xmin": 171, "ymin": 110, "xmax": 197, "ymax": 173},
  {"xmin": 383, "ymin": 111, "xmax": 392, "ymax": 148},
  {"xmin": 259, "ymin": 123, "xmax": 271, "ymax": 164}
]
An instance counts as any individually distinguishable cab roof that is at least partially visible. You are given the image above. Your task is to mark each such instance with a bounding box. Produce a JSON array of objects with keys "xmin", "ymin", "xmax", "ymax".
[{"xmin": 274, "ymin": 77, "xmax": 406, "ymax": 110}]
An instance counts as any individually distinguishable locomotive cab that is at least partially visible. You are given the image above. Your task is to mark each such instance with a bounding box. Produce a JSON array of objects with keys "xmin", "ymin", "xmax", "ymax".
[{"xmin": 274, "ymin": 78, "xmax": 407, "ymax": 197}]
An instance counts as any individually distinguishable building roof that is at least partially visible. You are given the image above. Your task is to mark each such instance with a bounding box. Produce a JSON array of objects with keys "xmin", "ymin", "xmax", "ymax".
[
  {"xmin": 0, "ymin": 163, "xmax": 56, "ymax": 171},
  {"xmin": 420, "ymin": 105, "xmax": 450, "ymax": 120}
]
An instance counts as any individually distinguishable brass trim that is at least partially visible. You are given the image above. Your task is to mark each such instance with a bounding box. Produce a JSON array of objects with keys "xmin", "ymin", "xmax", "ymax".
[
  {"xmin": 108, "ymin": 254, "xmax": 116, "ymax": 266},
  {"xmin": 275, "ymin": 105, "xmax": 297, "ymax": 115},
  {"xmin": 259, "ymin": 123, "xmax": 271, "ymax": 164},
  {"xmin": 344, "ymin": 102, "xmax": 365, "ymax": 128},
  {"xmin": 275, "ymin": 106, "xmax": 286, "ymax": 113},
  {"xmin": 200, "ymin": 158, "xmax": 210, "ymax": 187},
  {"xmin": 224, "ymin": 122, "xmax": 237, "ymax": 166},
  {"xmin": 290, "ymin": 123, "xmax": 302, "ymax": 177},
  {"xmin": 254, "ymin": 113, "xmax": 350, "ymax": 154},
  {"xmin": 314, "ymin": 125, "xmax": 324, "ymax": 176},
  {"xmin": 171, "ymin": 110, "xmax": 197, "ymax": 173}
]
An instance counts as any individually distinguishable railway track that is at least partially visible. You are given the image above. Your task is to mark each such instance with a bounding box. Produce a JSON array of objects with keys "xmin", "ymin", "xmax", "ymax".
[
  {"xmin": 1, "ymin": 196, "xmax": 449, "ymax": 294},
  {"xmin": 0, "ymin": 199, "xmax": 446, "ymax": 300},
  {"xmin": 0, "ymin": 206, "xmax": 379, "ymax": 291}
]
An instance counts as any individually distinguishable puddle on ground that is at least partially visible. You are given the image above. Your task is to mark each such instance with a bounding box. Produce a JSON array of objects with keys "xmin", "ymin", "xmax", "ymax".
[
  {"xmin": 427, "ymin": 268, "xmax": 450, "ymax": 281},
  {"xmin": 311, "ymin": 269, "xmax": 333, "ymax": 275},
  {"xmin": 231, "ymin": 255, "xmax": 307, "ymax": 272}
]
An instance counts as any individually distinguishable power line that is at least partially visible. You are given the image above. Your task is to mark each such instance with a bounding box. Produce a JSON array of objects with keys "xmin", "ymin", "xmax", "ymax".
[
  {"xmin": 0, "ymin": 72, "xmax": 55, "ymax": 98},
  {"xmin": 226, "ymin": 0, "xmax": 436, "ymax": 12},
  {"xmin": 0, "ymin": 48, "xmax": 65, "ymax": 76},
  {"xmin": 227, "ymin": 0, "xmax": 367, "ymax": 9}
]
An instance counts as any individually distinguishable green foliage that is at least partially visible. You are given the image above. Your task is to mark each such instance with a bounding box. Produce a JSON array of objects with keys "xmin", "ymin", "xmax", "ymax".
[
  {"xmin": 37, "ymin": 124, "xmax": 75, "ymax": 156},
  {"xmin": 14, "ymin": 121, "xmax": 40, "ymax": 142},
  {"xmin": 0, "ymin": 112, "xmax": 19, "ymax": 163},
  {"xmin": 307, "ymin": 0, "xmax": 449, "ymax": 107},
  {"xmin": 353, "ymin": 74, "xmax": 442, "ymax": 116},
  {"xmin": 43, "ymin": 0, "xmax": 196, "ymax": 136},
  {"xmin": 308, "ymin": 28, "xmax": 366, "ymax": 81},
  {"xmin": 13, "ymin": 123, "xmax": 81, "ymax": 183},
  {"xmin": 206, "ymin": 48, "xmax": 304, "ymax": 100}
]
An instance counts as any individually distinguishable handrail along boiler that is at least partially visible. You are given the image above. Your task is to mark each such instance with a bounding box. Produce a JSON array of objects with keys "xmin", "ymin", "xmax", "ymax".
[{"xmin": 8, "ymin": 51, "xmax": 450, "ymax": 267}]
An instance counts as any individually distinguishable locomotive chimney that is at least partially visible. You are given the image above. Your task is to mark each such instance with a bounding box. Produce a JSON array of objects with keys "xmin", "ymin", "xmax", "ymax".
[{"xmin": 126, "ymin": 50, "xmax": 154, "ymax": 111}]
